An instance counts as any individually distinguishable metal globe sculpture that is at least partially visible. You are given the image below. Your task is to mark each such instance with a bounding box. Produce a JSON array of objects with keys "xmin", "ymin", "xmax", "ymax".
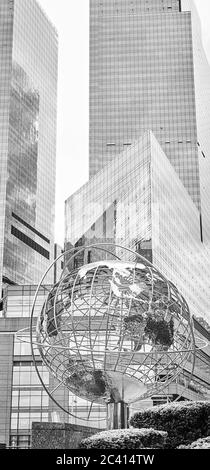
[{"xmin": 27, "ymin": 244, "xmax": 197, "ymax": 421}]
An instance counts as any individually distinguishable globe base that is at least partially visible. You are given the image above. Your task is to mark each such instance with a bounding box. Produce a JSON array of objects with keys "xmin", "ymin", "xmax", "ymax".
[{"xmin": 107, "ymin": 401, "xmax": 129, "ymax": 430}]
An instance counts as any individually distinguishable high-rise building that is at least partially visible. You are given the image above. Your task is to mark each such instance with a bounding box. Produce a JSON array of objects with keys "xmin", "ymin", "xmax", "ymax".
[
  {"xmin": 181, "ymin": 0, "xmax": 210, "ymax": 248},
  {"xmin": 89, "ymin": 0, "xmax": 200, "ymax": 209},
  {"xmin": 64, "ymin": 132, "xmax": 210, "ymax": 436},
  {"xmin": 0, "ymin": 0, "xmax": 58, "ymax": 296},
  {"xmin": 64, "ymin": 0, "xmax": 210, "ymax": 432},
  {"xmin": 75, "ymin": 0, "xmax": 210, "ymax": 316},
  {"xmin": 66, "ymin": 131, "xmax": 210, "ymax": 324},
  {"xmin": 89, "ymin": 0, "xmax": 210, "ymax": 253},
  {"xmin": 54, "ymin": 244, "xmax": 64, "ymax": 284}
]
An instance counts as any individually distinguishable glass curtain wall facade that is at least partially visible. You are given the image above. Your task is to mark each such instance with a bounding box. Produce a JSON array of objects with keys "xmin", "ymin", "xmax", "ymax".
[
  {"xmin": 0, "ymin": 0, "xmax": 58, "ymax": 296},
  {"xmin": 181, "ymin": 0, "xmax": 210, "ymax": 248},
  {"xmin": 89, "ymin": 0, "xmax": 200, "ymax": 212},
  {"xmin": 89, "ymin": 0, "xmax": 210, "ymax": 250},
  {"xmin": 63, "ymin": 0, "xmax": 210, "ymax": 440},
  {"xmin": 65, "ymin": 131, "xmax": 210, "ymax": 325}
]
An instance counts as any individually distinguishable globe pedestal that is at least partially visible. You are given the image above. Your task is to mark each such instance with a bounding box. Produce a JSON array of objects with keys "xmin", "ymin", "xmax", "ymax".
[{"xmin": 107, "ymin": 402, "xmax": 129, "ymax": 430}]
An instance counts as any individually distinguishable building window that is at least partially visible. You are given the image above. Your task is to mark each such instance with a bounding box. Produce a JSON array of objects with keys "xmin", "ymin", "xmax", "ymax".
[
  {"xmin": 11, "ymin": 362, "xmax": 49, "ymax": 444},
  {"xmin": 10, "ymin": 434, "xmax": 31, "ymax": 450},
  {"xmin": 68, "ymin": 393, "xmax": 106, "ymax": 429},
  {"xmin": 11, "ymin": 411, "xmax": 48, "ymax": 432},
  {"xmin": 14, "ymin": 336, "xmax": 39, "ymax": 356},
  {"xmin": 5, "ymin": 287, "xmax": 49, "ymax": 318},
  {"xmin": 12, "ymin": 362, "xmax": 49, "ymax": 387},
  {"xmin": 12, "ymin": 389, "xmax": 49, "ymax": 408}
]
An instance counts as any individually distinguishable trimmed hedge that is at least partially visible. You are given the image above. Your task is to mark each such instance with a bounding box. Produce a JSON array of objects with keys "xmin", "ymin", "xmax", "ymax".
[
  {"xmin": 178, "ymin": 436, "xmax": 210, "ymax": 449},
  {"xmin": 80, "ymin": 428, "xmax": 167, "ymax": 449},
  {"xmin": 130, "ymin": 401, "xmax": 210, "ymax": 449}
]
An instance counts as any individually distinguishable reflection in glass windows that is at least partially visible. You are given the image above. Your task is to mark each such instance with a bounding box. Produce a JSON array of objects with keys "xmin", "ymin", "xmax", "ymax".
[
  {"xmin": 14, "ymin": 336, "xmax": 39, "ymax": 357},
  {"xmin": 11, "ymin": 411, "xmax": 48, "ymax": 432},
  {"xmin": 12, "ymin": 362, "xmax": 49, "ymax": 387},
  {"xmin": 12, "ymin": 390, "xmax": 49, "ymax": 409},
  {"xmin": 10, "ymin": 434, "xmax": 31, "ymax": 450},
  {"xmin": 11, "ymin": 361, "xmax": 49, "ymax": 445},
  {"xmin": 68, "ymin": 393, "xmax": 106, "ymax": 430},
  {"xmin": 0, "ymin": 0, "xmax": 58, "ymax": 294},
  {"xmin": 4, "ymin": 62, "xmax": 39, "ymax": 281}
]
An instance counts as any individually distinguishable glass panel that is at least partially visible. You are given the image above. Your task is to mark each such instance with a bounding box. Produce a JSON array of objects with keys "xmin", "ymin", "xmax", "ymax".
[
  {"xmin": 12, "ymin": 391, "xmax": 19, "ymax": 407},
  {"xmin": 42, "ymin": 393, "xmax": 49, "ymax": 407},
  {"xmin": 19, "ymin": 391, "xmax": 30, "ymax": 407},
  {"xmin": 11, "ymin": 415, "xmax": 18, "ymax": 430},
  {"xmin": 41, "ymin": 413, "xmax": 48, "ymax": 422},
  {"xmin": 30, "ymin": 392, "xmax": 42, "ymax": 407},
  {"xmin": 19, "ymin": 418, "xmax": 30, "ymax": 430}
]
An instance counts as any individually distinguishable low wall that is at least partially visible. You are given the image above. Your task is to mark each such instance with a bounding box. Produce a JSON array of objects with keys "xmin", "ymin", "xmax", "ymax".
[{"xmin": 32, "ymin": 422, "xmax": 102, "ymax": 449}]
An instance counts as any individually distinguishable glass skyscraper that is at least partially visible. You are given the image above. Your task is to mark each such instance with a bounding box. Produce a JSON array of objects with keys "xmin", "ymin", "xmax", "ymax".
[
  {"xmin": 0, "ymin": 0, "xmax": 58, "ymax": 448},
  {"xmin": 0, "ymin": 0, "xmax": 58, "ymax": 296},
  {"xmin": 64, "ymin": 0, "xmax": 210, "ymax": 435},
  {"xmin": 181, "ymin": 0, "xmax": 210, "ymax": 249},
  {"xmin": 86, "ymin": 0, "xmax": 210, "ymax": 313},
  {"xmin": 69, "ymin": 0, "xmax": 210, "ymax": 322},
  {"xmin": 89, "ymin": 0, "xmax": 201, "ymax": 211},
  {"xmin": 65, "ymin": 130, "xmax": 210, "ymax": 428},
  {"xmin": 66, "ymin": 130, "xmax": 210, "ymax": 325}
]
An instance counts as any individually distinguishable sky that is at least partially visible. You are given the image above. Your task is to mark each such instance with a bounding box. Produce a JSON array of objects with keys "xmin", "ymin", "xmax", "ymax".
[{"xmin": 38, "ymin": 0, "xmax": 210, "ymax": 246}]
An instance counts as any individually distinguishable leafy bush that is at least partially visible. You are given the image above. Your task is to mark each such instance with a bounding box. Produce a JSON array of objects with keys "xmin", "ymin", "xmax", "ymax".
[
  {"xmin": 178, "ymin": 436, "xmax": 210, "ymax": 449},
  {"xmin": 130, "ymin": 401, "xmax": 210, "ymax": 449},
  {"xmin": 80, "ymin": 428, "xmax": 167, "ymax": 449}
]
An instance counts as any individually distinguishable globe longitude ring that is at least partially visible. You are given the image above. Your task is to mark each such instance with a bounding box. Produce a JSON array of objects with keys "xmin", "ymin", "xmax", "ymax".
[{"xmin": 16, "ymin": 243, "xmax": 207, "ymax": 423}]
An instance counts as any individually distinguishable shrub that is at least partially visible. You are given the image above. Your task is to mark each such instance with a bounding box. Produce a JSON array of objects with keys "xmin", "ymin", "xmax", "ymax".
[
  {"xmin": 130, "ymin": 401, "xmax": 210, "ymax": 449},
  {"xmin": 80, "ymin": 428, "xmax": 167, "ymax": 449},
  {"xmin": 178, "ymin": 436, "xmax": 210, "ymax": 449}
]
